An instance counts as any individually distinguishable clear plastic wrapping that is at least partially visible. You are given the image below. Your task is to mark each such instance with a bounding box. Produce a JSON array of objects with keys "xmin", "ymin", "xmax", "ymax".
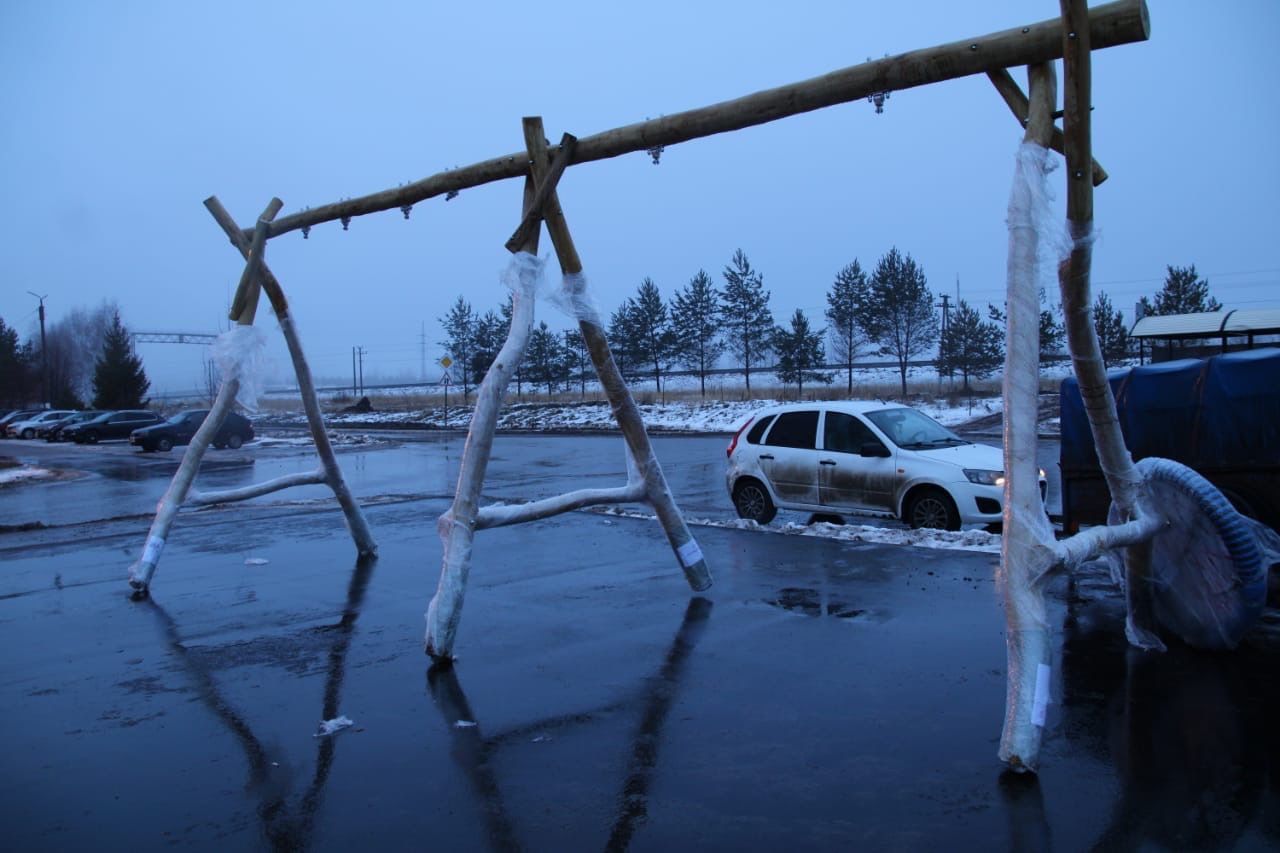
[{"xmin": 212, "ymin": 324, "xmax": 268, "ymax": 413}]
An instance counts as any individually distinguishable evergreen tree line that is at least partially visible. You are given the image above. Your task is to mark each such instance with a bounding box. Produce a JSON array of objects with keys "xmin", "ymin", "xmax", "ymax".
[
  {"xmin": 438, "ymin": 256, "xmax": 1224, "ymax": 400},
  {"xmin": 0, "ymin": 304, "xmax": 150, "ymax": 409}
]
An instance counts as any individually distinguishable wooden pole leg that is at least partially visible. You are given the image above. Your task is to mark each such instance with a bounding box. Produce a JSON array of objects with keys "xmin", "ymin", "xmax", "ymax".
[
  {"xmin": 425, "ymin": 175, "xmax": 544, "ymax": 661},
  {"xmin": 521, "ymin": 117, "xmax": 712, "ymax": 592}
]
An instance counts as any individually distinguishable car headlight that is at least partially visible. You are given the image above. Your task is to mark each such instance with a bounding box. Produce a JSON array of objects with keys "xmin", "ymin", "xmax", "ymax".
[
  {"xmin": 964, "ymin": 469, "xmax": 1005, "ymax": 486},
  {"xmin": 1039, "ymin": 468, "xmax": 1046, "ymax": 479}
]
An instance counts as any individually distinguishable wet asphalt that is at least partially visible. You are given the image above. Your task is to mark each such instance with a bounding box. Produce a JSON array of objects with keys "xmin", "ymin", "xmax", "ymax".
[{"xmin": 1, "ymin": 434, "xmax": 1277, "ymax": 850}]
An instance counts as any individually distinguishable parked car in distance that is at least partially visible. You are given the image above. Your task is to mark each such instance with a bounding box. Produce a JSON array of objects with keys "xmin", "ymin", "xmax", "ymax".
[
  {"xmin": 63, "ymin": 410, "xmax": 162, "ymax": 444},
  {"xmin": 0, "ymin": 410, "xmax": 42, "ymax": 434},
  {"xmin": 43, "ymin": 411, "xmax": 107, "ymax": 442},
  {"xmin": 5, "ymin": 409, "xmax": 76, "ymax": 439},
  {"xmin": 131, "ymin": 409, "xmax": 255, "ymax": 452},
  {"xmin": 725, "ymin": 401, "xmax": 1046, "ymax": 530}
]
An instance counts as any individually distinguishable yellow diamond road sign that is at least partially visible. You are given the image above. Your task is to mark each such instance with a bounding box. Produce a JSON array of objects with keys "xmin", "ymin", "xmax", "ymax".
[{"xmin": 440, "ymin": 356, "xmax": 453, "ymax": 368}]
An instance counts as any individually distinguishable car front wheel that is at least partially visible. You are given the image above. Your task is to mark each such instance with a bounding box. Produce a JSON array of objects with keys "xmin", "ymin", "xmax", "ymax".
[
  {"xmin": 733, "ymin": 479, "xmax": 777, "ymax": 524},
  {"xmin": 227, "ymin": 433, "xmax": 243, "ymax": 450},
  {"xmin": 156, "ymin": 437, "xmax": 173, "ymax": 452},
  {"xmin": 905, "ymin": 487, "xmax": 961, "ymax": 531},
  {"xmin": 84, "ymin": 431, "xmax": 99, "ymax": 445}
]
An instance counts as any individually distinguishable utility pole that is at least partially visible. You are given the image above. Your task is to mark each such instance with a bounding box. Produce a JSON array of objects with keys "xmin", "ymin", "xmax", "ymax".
[
  {"xmin": 352, "ymin": 347, "xmax": 358, "ymax": 396},
  {"xmin": 419, "ymin": 322, "xmax": 427, "ymax": 381},
  {"xmin": 27, "ymin": 291, "xmax": 48, "ymax": 407},
  {"xmin": 936, "ymin": 290, "xmax": 952, "ymax": 388},
  {"xmin": 357, "ymin": 347, "xmax": 366, "ymax": 397}
]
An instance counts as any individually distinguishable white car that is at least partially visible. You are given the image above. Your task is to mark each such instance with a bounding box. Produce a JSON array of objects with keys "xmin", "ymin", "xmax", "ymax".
[
  {"xmin": 5, "ymin": 409, "xmax": 76, "ymax": 440},
  {"xmin": 725, "ymin": 401, "xmax": 1045, "ymax": 530}
]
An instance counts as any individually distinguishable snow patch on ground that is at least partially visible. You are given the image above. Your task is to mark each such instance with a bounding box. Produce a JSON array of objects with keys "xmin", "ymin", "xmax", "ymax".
[
  {"xmin": 0, "ymin": 464, "xmax": 58, "ymax": 485},
  {"xmin": 591, "ymin": 506, "xmax": 1002, "ymax": 554}
]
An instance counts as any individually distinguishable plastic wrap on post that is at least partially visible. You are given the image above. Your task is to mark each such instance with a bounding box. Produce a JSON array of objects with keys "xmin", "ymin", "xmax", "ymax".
[
  {"xmin": 998, "ymin": 141, "xmax": 1064, "ymax": 772},
  {"xmin": 502, "ymin": 251, "xmax": 547, "ymax": 301},
  {"xmin": 553, "ymin": 271, "xmax": 605, "ymax": 329},
  {"xmin": 213, "ymin": 325, "xmax": 268, "ymax": 414}
]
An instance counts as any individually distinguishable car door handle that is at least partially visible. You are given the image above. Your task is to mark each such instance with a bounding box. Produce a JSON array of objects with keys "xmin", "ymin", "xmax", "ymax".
[
  {"xmin": 819, "ymin": 459, "xmax": 836, "ymax": 466},
  {"xmin": 759, "ymin": 454, "xmax": 774, "ymax": 460}
]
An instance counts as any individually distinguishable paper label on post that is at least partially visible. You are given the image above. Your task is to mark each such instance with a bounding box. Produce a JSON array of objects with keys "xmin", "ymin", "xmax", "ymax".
[
  {"xmin": 142, "ymin": 535, "xmax": 165, "ymax": 567},
  {"xmin": 1031, "ymin": 663, "xmax": 1051, "ymax": 727},
  {"xmin": 677, "ymin": 540, "xmax": 703, "ymax": 568}
]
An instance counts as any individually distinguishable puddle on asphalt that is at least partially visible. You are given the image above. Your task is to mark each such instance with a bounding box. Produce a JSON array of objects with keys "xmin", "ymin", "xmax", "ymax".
[{"xmin": 765, "ymin": 586, "xmax": 866, "ymax": 619}]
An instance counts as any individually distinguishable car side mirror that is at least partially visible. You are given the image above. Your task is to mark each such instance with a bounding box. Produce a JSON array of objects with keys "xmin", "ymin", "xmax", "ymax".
[{"xmin": 859, "ymin": 442, "xmax": 890, "ymax": 458}]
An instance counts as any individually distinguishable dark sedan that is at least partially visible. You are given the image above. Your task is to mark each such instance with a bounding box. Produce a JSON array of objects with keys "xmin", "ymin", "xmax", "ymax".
[
  {"xmin": 63, "ymin": 410, "xmax": 162, "ymax": 444},
  {"xmin": 43, "ymin": 410, "xmax": 107, "ymax": 442},
  {"xmin": 131, "ymin": 409, "xmax": 254, "ymax": 452}
]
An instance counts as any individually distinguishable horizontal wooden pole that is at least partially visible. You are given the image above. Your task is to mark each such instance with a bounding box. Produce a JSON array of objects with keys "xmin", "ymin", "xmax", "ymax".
[
  {"xmin": 254, "ymin": 0, "xmax": 1148, "ymax": 240},
  {"xmin": 986, "ymin": 68, "xmax": 1108, "ymax": 185}
]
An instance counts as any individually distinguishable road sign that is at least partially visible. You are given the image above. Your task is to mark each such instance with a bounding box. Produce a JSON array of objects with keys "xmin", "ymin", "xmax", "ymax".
[{"xmin": 440, "ymin": 356, "xmax": 453, "ymax": 368}]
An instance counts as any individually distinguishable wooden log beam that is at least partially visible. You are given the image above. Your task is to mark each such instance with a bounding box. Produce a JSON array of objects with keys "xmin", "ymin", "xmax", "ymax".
[
  {"xmin": 256, "ymin": 0, "xmax": 1148, "ymax": 240},
  {"xmin": 986, "ymin": 68, "xmax": 1109, "ymax": 185}
]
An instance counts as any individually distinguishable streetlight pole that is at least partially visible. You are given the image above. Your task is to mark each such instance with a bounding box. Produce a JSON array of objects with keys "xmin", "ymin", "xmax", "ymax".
[{"xmin": 27, "ymin": 291, "xmax": 48, "ymax": 407}]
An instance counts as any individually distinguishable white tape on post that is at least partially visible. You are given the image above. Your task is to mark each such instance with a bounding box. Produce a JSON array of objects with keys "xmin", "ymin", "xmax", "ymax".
[
  {"xmin": 1031, "ymin": 663, "xmax": 1051, "ymax": 727},
  {"xmin": 141, "ymin": 535, "xmax": 166, "ymax": 568},
  {"xmin": 677, "ymin": 539, "xmax": 704, "ymax": 568}
]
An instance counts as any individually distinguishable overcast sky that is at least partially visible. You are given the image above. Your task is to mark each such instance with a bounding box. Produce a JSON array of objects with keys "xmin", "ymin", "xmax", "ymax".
[{"xmin": 2, "ymin": 1, "xmax": 1277, "ymax": 394}]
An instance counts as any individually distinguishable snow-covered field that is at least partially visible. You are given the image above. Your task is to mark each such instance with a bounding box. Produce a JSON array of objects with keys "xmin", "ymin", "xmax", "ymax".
[{"xmin": 260, "ymin": 393, "xmax": 1019, "ymax": 435}]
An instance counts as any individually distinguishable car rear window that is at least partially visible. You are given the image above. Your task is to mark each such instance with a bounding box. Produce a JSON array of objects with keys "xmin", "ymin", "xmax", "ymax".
[
  {"xmin": 746, "ymin": 414, "xmax": 776, "ymax": 444},
  {"xmin": 764, "ymin": 411, "xmax": 818, "ymax": 449}
]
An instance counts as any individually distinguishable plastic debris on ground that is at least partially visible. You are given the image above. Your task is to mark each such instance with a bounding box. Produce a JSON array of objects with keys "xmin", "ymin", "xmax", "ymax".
[{"xmin": 314, "ymin": 715, "xmax": 355, "ymax": 737}]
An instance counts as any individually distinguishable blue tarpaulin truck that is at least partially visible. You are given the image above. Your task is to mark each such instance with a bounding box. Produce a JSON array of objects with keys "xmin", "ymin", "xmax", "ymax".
[{"xmin": 1060, "ymin": 347, "xmax": 1280, "ymax": 535}]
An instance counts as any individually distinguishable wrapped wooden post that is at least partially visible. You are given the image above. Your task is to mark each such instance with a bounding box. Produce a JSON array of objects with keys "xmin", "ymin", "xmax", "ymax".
[
  {"xmin": 997, "ymin": 63, "xmax": 1061, "ymax": 772},
  {"xmin": 1055, "ymin": 0, "xmax": 1163, "ymax": 649},
  {"xmin": 425, "ymin": 175, "xmax": 546, "ymax": 660},
  {"xmin": 520, "ymin": 117, "xmax": 712, "ymax": 592},
  {"xmin": 129, "ymin": 203, "xmax": 278, "ymax": 594},
  {"xmin": 200, "ymin": 197, "xmax": 376, "ymax": 554}
]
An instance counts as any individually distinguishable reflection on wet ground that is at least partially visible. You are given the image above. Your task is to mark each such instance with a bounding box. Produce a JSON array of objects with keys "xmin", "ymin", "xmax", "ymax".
[
  {"xmin": 1, "ymin": 435, "xmax": 1275, "ymax": 849},
  {"xmin": 140, "ymin": 554, "xmax": 378, "ymax": 851},
  {"xmin": 428, "ymin": 597, "xmax": 713, "ymax": 853}
]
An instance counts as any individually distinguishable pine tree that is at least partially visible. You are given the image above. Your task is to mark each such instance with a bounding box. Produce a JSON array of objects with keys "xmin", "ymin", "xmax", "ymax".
[
  {"xmin": 938, "ymin": 300, "xmax": 1003, "ymax": 391},
  {"xmin": 439, "ymin": 296, "xmax": 477, "ymax": 399},
  {"xmin": 773, "ymin": 309, "xmax": 831, "ymax": 397},
  {"xmin": 1145, "ymin": 264, "xmax": 1222, "ymax": 316},
  {"xmin": 0, "ymin": 316, "xmax": 34, "ymax": 406},
  {"xmin": 620, "ymin": 278, "xmax": 673, "ymax": 398},
  {"xmin": 670, "ymin": 270, "xmax": 725, "ymax": 398},
  {"xmin": 91, "ymin": 311, "xmax": 150, "ymax": 408},
  {"xmin": 864, "ymin": 248, "xmax": 939, "ymax": 397},
  {"xmin": 524, "ymin": 321, "xmax": 565, "ymax": 395},
  {"xmin": 720, "ymin": 249, "xmax": 773, "ymax": 395},
  {"xmin": 607, "ymin": 300, "xmax": 639, "ymax": 380},
  {"xmin": 470, "ymin": 308, "xmax": 508, "ymax": 386},
  {"xmin": 824, "ymin": 260, "xmax": 871, "ymax": 394},
  {"xmin": 1092, "ymin": 291, "xmax": 1130, "ymax": 368},
  {"xmin": 563, "ymin": 330, "xmax": 590, "ymax": 399}
]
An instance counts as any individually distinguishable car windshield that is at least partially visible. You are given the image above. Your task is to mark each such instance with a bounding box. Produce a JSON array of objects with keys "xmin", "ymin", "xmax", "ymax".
[{"xmin": 864, "ymin": 408, "xmax": 968, "ymax": 450}]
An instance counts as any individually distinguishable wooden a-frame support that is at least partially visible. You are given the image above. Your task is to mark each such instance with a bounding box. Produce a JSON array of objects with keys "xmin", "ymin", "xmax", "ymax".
[
  {"xmin": 425, "ymin": 118, "xmax": 712, "ymax": 660},
  {"xmin": 128, "ymin": 198, "xmax": 376, "ymax": 595},
  {"xmin": 122, "ymin": 1, "xmax": 1160, "ymax": 775}
]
